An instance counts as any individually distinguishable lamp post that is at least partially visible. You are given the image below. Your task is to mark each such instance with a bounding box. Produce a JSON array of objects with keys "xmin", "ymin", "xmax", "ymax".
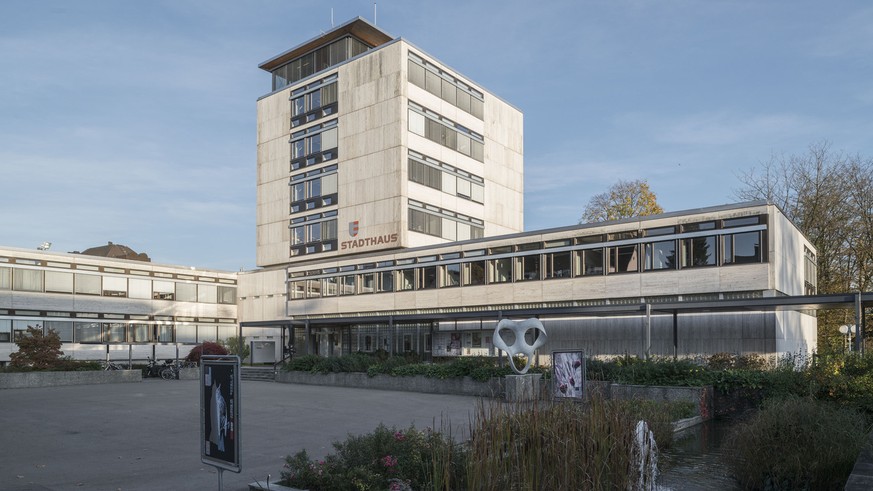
[{"xmin": 839, "ymin": 325, "xmax": 854, "ymax": 352}]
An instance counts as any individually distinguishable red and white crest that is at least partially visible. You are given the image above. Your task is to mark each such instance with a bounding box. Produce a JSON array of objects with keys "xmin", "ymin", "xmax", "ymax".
[{"xmin": 349, "ymin": 220, "xmax": 359, "ymax": 237}]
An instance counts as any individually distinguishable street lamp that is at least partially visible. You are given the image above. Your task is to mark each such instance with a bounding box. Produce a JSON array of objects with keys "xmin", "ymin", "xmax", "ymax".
[{"xmin": 839, "ymin": 324, "xmax": 854, "ymax": 352}]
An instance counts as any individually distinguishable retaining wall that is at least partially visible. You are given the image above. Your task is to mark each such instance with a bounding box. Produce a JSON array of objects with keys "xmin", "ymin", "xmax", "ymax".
[
  {"xmin": 276, "ymin": 371, "xmax": 503, "ymax": 398},
  {"xmin": 0, "ymin": 369, "xmax": 141, "ymax": 389},
  {"xmin": 276, "ymin": 371, "xmax": 712, "ymax": 419}
]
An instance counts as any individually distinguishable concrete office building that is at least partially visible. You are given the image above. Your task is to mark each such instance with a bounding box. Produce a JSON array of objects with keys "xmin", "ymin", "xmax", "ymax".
[
  {"xmin": 0, "ymin": 245, "xmax": 239, "ymax": 363},
  {"xmin": 238, "ymin": 18, "xmax": 818, "ymax": 361}
]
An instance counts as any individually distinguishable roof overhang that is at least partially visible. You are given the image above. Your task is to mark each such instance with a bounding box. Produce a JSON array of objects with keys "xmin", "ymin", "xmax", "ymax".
[{"xmin": 258, "ymin": 17, "xmax": 393, "ymax": 72}]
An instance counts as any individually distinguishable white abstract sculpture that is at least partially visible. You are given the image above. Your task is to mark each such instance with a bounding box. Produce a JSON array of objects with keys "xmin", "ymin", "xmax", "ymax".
[{"xmin": 493, "ymin": 318, "xmax": 547, "ymax": 374}]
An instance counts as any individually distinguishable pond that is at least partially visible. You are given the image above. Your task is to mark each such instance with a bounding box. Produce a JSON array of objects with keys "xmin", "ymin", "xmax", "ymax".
[{"xmin": 657, "ymin": 418, "xmax": 742, "ymax": 490}]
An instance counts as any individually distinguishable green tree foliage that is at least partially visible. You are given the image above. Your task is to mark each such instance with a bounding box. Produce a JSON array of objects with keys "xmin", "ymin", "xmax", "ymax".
[
  {"xmin": 221, "ymin": 336, "xmax": 251, "ymax": 362},
  {"xmin": 9, "ymin": 326, "xmax": 64, "ymax": 369},
  {"xmin": 735, "ymin": 141, "xmax": 873, "ymax": 350},
  {"xmin": 580, "ymin": 179, "xmax": 664, "ymax": 223}
]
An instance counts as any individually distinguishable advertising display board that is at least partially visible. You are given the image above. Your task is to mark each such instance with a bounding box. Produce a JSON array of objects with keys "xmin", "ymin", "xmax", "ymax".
[
  {"xmin": 552, "ymin": 350, "xmax": 585, "ymax": 400},
  {"xmin": 200, "ymin": 355, "xmax": 241, "ymax": 474}
]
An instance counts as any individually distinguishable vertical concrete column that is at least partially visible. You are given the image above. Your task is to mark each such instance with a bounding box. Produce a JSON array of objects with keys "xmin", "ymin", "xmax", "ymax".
[
  {"xmin": 304, "ymin": 320, "xmax": 311, "ymax": 356},
  {"xmin": 856, "ymin": 293, "xmax": 865, "ymax": 354},
  {"xmin": 672, "ymin": 310, "xmax": 679, "ymax": 360}
]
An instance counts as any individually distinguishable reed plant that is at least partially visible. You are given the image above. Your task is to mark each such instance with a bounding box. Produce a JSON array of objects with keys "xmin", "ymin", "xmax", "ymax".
[{"xmin": 464, "ymin": 396, "xmax": 658, "ymax": 491}]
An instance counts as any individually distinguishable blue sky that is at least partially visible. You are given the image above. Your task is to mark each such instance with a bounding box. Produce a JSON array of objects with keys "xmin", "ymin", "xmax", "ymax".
[{"xmin": 1, "ymin": 1, "xmax": 871, "ymax": 271}]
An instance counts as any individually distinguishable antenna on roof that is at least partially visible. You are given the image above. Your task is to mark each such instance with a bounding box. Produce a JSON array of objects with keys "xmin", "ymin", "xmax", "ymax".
[
  {"xmin": 374, "ymin": 2, "xmax": 377, "ymax": 25},
  {"xmin": 331, "ymin": 7, "xmax": 334, "ymax": 28}
]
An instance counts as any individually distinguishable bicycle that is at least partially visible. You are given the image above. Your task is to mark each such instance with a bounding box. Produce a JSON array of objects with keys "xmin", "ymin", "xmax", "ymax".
[{"xmin": 102, "ymin": 360, "xmax": 126, "ymax": 371}]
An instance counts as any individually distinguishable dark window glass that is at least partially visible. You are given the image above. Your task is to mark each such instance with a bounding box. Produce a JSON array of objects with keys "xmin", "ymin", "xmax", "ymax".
[
  {"xmin": 645, "ymin": 240, "xmax": 676, "ymax": 271},
  {"xmin": 682, "ymin": 236, "xmax": 717, "ymax": 267},
  {"xmin": 583, "ymin": 249, "xmax": 604, "ymax": 275},
  {"xmin": 466, "ymin": 261, "xmax": 486, "ymax": 286},
  {"xmin": 545, "ymin": 252, "xmax": 572, "ymax": 279},
  {"xmin": 610, "ymin": 245, "xmax": 638, "ymax": 273},
  {"xmin": 420, "ymin": 266, "xmax": 438, "ymax": 289},
  {"xmin": 444, "ymin": 263, "xmax": 461, "ymax": 287},
  {"xmin": 518, "ymin": 255, "xmax": 540, "ymax": 281},
  {"xmin": 732, "ymin": 232, "xmax": 761, "ymax": 264}
]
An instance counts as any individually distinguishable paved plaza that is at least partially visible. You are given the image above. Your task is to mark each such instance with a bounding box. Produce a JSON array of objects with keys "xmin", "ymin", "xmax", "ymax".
[{"xmin": 0, "ymin": 379, "xmax": 483, "ymax": 491}]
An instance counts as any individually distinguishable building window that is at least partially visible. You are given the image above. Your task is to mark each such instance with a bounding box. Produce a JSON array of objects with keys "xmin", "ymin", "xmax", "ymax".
[
  {"xmin": 489, "ymin": 258, "xmax": 512, "ymax": 283},
  {"xmin": 465, "ymin": 261, "xmax": 486, "ymax": 286},
  {"xmin": 105, "ymin": 323, "xmax": 127, "ymax": 343},
  {"xmin": 681, "ymin": 236, "xmax": 717, "ymax": 268},
  {"xmin": 13, "ymin": 269, "xmax": 44, "ymax": 292},
  {"xmin": 580, "ymin": 249, "xmax": 604, "ymax": 276},
  {"xmin": 0, "ymin": 266, "xmax": 10, "ymax": 290},
  {"xmin": 408, "ymin": 104, "xmax": 484, "ymax": 162},
  {"xmin": 45, "ymin": 271, "xmax": 74, "ymax": 294},
  {"xmin": 102, "ymin": 276, "xmax": 128, "ymax": 297},
  {"xmin": 397, "ymin": 269, "xmax": 415, "ymax": 291},
  {"xmin": 131, "ymin": 324, "xmax": 152, "ymax": 343},
  {"xmin": 271, "ymin": 36, "xmax": 368, "ymax": 91},
  {"xmin": 378, "ymin": 271, "xmax": 394, "ymax": 293},
  {"xmin": 418, "ymin": 266, "xmax": 438, "ymax": 290},
  {"xmin": 545, "ymin": 251, "xmax": 572, "ymax": 279},
  {"xmin": 75, "ymin": 273, "xmax": 101, "ymax": 295},
  {"xmin": 153, "ymin": 280, "xmax": 175, "ymax": 300},
  {"xmin": 804, "ymin": 247, "xmax": 817, "ymax": 295},
  {"xmin": 517, "ymin": 254, "xmax": 540, "ymax": 281},
  {"xmin": 339, "ymin": 275, "xmax": 355, "ymax": 295},
  {"xmin": 644, "ymin": 240, "xmax": 676, "ymax": 271},
  {"xmin": 290, "ymin": 80, "xmax": 338, "ymax": 127},
  {"xmin": 444, "ymin": 263, "xmax": 461, "ymax": 287},
  {"xmin": 609, "ymin": 245, "xmax": 638, "ymax": 274},
  {"xmin": 723, "ymin": 231, "xmax": 761, "ymax": 264},
  {"xmin": 408, "ymin": 53, "xmax": 484, "ymax": 119},
  {"xmin": 408, "ymin": 201, "xmax": 484, "ymax": 240},
  {"xmin": 408, "ymin": 152, "xmax": 484, "ymax": 204},
  {"xmin": 75, "ymin": 322, "xmax": 102, "ymax": 344}
]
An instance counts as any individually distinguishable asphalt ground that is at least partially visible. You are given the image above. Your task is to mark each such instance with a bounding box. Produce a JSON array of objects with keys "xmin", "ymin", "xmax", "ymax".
[{"xmin": 0, "ymin": 379, "xmax": 483, "ymax": 491}]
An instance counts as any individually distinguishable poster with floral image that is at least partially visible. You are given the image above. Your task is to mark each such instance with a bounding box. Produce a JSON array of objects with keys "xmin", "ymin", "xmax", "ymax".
[{"xmin": 552, "ymin": 350, "xmax": 585, "ymax": 399}]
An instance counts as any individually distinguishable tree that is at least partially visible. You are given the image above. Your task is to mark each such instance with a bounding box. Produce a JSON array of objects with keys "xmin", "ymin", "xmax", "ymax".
[
  {"xmin": 221, "ymin": 336, "xmax": 251, "ymax": 362},
  {"xmin": 735, "ymin": 141, "xmax": 873, "ymax": 351},
  {"xmin": 184, "ymin": 341, "xmax": 228, "ymax": 364},
  {"xmin": 580, "ymin": 179, "xmax": 664, "ymax": 223},
  {"xmin": 9, "ymin": 326, "xmax": 64, "ymax": 369}
]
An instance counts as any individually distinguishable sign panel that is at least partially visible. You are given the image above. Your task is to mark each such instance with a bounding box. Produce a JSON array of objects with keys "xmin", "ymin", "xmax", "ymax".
[
  {"xmin": 200, "ymin": 355, "xmax": 241, "ymax": 473},
  {"xmin": 552, "ymin": 350, "xmax": 585, "ymax": 400}
]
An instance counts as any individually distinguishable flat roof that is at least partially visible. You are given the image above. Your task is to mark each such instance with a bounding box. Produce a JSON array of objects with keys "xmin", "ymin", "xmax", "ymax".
[{"xmin": 258, "ymin": 17, "xmax": 394, "ymax": 72}]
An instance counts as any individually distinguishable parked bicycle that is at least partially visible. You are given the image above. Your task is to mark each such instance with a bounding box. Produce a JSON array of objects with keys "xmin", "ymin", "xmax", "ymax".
[
  {"xmin": 144, "ymin": 357, "xmax": 177, "ymax": 379},
  {"xmin": 101, "ymin": 360, "xmax": 126, "ymax": 371}
]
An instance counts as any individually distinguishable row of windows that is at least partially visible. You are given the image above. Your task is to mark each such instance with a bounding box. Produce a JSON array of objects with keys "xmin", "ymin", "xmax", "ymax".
[
  {"xmin": 291, "ymin": 79, "xmax": 338, "ymax": 128},
  {"xmin": 290, "ymin": 165, "xmax": 339, "ymax": 213},
  {"xmin": 288, "ymin": 216, "xmax": 765, "ymax": 276},
  {"xmin": 288, "ymin": 231, "xmax": 764, "ymax": 299},
  {"xmin": 408, "ymin": 152, "xmax": 485, "ymax": 204},
  {"xmin": 271, "ymin": 36, "xmax": 369, "ymax": 91},
  {"xmin": 408, "ymin": 53, "xmax": 484, "ymax": 119},
  {"xmin": 0, "ymin": 320, "xmax": 236, "ymax": 345},
  {"xmin": 408, "ymin": 104, "xmax": 484, "ymax": 162},
  {"xmin": 408, "ymin": 201, "xmax": 485, "ymax": 241},
  {"xmin": 0, "ymin": 267, "xmax": 236, "ymax": 303},
  {"xmin": 0, "ymin": 256, "xmax": 235, "ymax": 284},
  {"xmin": 291, "ymin": 120, "xmax": 338, "ymax": 159}
]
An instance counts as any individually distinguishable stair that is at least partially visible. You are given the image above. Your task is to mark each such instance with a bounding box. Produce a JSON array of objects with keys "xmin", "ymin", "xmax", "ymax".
[{"xmin": 240, "ymin": 366, "xmax": 277, "ymax": 382}]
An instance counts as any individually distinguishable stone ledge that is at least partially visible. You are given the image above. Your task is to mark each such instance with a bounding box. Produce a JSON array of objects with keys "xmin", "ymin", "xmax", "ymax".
[
  {"xmin": 0, "ymin": 369, "xmax": 141, "ymax": 389},
  {"xmin": 248, "ymin": 480, "xmax": 301, "ymax": 491},
  {"xmin": 276, "ymin": 371, "xmax": 502, "ymax": 397},
  {"xmin": 845, "ymin": 430, "xmax": 873, "ymax": 490}
]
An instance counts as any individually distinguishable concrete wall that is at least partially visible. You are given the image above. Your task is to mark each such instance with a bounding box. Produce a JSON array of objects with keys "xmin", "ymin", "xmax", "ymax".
[
  {"xmin": 0, "ymin": 369, "xmax": 141, "ymax": 389},
  {"xmin": 276, "ymin": 370, "xmax": 502, "ymax": 397}
]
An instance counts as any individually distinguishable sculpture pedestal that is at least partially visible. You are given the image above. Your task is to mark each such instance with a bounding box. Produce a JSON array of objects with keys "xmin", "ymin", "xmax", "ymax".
[{"xmin": 504, "ymin": 373, "xmax": 543, "ymax": 402}]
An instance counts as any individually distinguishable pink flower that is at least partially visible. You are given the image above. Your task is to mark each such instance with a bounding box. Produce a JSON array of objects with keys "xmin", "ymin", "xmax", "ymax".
[
  {"xmin": 394, "ymin": 431, "xmax": 405, "ymax": 441},
  {"xmin": 381, "ymin": 455, "xmax": 398, "ymax": 468}
]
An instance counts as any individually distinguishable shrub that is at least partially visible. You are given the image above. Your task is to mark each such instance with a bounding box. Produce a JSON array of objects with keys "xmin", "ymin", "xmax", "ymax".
[
  {"xmin": 184, "ymin": 341, "xmax": 228, "ymax": 364},
  {"xmin": 221, "ymin": 336, "xmax": 251, "ymax": 362},
  {"xmin": 725, "ymin": 396, "xmax": 869, "ymax": 490},
  {"xmin": 9, "ymin": 327, "xmax": 64, "ymax": 370},
  {"xmin": 282, "ymin": 424, "xmax": 464, "ymax": 491}
]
